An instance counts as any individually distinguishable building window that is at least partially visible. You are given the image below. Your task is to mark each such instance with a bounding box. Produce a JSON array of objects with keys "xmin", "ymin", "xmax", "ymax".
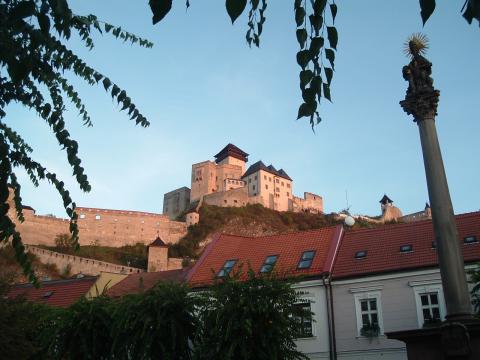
[
  {"xmin": 297, "ymin": 250, "xmax": 315, "ymax": 269},
  {"xmin": 264, "ymin": 175, "xmax": 267, "ymax": 180},
  {"xmin": 265, "ymin": 185, "xmax": 268, "ymax": 190},
  {"xmin": 80, "ymin": 214, "xmax": 86, "ymax": 219},
  {"xmin": 275, "ymin": 187, "xmax": 280, "ymax": 192},
  {"xmin": 248, "ymin": 178, "xmax": 252, "ymax": 183},
  {"xmin": 464, "ymin": 235, "xmax": 478, "ymax": 244},
  {"xmin": 281, "ymin": 181, "xmax": 284, "ymax": 186},
  {"xmin": 293, "ymin": 301, "xmax": 313, "ymax": 338},
  {"xmin": 254, "ymin": 175, "xmax": 257, "ymax": 180},
  {"xmin": 260, "ymin": 255, "xmax": 278, "ymax": 273},
  {"xmin": 276, "ymin": 178, "xmax": 279, "ymax": 184},
  {"xmin": 224, "ymin": 200, "xmax": 227, "ymax": 204},
  {"xmin": 269, "ymin": 177, "xmax": 272, "ymax": 182},
  {"xmin": 253, "ymin": 185, "xmax": 256, "ymax": 191},
  {"xmin": 355, "ymin": 250, "xmax": 367, "ymax": 259},
  {"xmin": 400, "ymin": 244, "xmax": 413, "ymax": 253},
  {"xmin": 410, "ymin": 281, "xmax": 446, "ymax": 328},
  {"xmin": 287, "ymin": 192, "xmax": 290, "ymax": 196},
  {"xmin": 353, "ymin": 291, "xmax": 384, "ymax": 337},
  {"xmin": 287, "ymin": 183, "xmax": 291, "ymax": 188},
  {"xmin": 234, "ymin": 200, "xmax": 238, "ymax": 204},
  {"xmin": 95, "ymin": 215, "xmax": 101, "ymax": 220},
  {"xmin": 217, "ymin": 259, "xmax": 237, "ymax": 277}
]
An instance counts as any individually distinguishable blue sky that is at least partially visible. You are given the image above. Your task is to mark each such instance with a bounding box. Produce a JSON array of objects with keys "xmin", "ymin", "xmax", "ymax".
[{"xmin": 5, "ymin": 0, "xmax": 480, "ymax": 218}]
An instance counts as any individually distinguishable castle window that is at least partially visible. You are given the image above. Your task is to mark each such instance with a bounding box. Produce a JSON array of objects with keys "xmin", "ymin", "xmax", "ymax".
[
  {"xmin": 249, "ymin": 178, "xmax": 252, "ymax": 183},
  {"xmin": 269, "ymin": 177, "xmax": 272, "ymax": 182},
  {"xmin": 217, "ymin": 259, "xmax": 237, "ymax": 277},
  {"xmin": 265, "ymin": 185, "xmax": 268, "ymax": 190},
  {"xmin": 254, "ymin": 175, "xmax": 257, "ymax": 180},
  {"xmin": 287, "ymin": 184, "xmax": 291, "ymax": 188},
  {"xmin": 264, "ymin": 175, "xmax": 267, "ymax": 180},
  {"xmin": 275, "ymin": 187, "xmax": 280, "ymax": 192},
  {"xmin": 281, "ymin": 181, "xmax": 284, "ymax": 186},
  {"xmin": 95, "ymin": 215, "xmax": 101, "ymax": 220},
  {"xmin": 253, "ymin": 185, "xmax": 256, "ymax": 191},
  {"xmin": 80, "ymin": 214, "xmax": 86, "ymax": 219},
  {"xmin": 287, "ymin": 192, "xmax": 290, "ymax": 196},
  {"xmin": 234, "ymin": 200, "xmax": 238, "ymax": 204},
  {"xmin": 276, "ymin": 179, "xmax": 279, "ymax": 184},
  {"xmin": 224, "ymin": 200, "xmax": 227, "ymax": 204}
]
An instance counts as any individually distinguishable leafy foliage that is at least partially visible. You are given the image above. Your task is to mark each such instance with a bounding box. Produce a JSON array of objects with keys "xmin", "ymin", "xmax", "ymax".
[
  {"xmin": 194, "ymin": 268, "xmax": 309, "ymax": 360},
  {"xmin": 111, "ymin": 282, "xmax": 198, "ymax": 360},
  {"xmin": 54, "ymin": 233, "xmax": 75, "ymax": 250},
  {"xmin": 0, "ymin": 0, "xmax": 152, "ymax": 283}
]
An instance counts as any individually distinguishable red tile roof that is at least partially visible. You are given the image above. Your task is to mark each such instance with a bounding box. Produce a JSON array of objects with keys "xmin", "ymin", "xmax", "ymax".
[
  {"xmin": 187, "ymin": 226, "xmax": 343, "ymax": 288},
  {"xmin": 7, "ymin": 276, "xmax": 97, "ymax": 307},
  {"xmin": 106, "ymin": 269, "xmax": 188, "ymax": 297},
  {"xmin": 333, "ymin": 212, "xmax": 480, "ymax": 280}
]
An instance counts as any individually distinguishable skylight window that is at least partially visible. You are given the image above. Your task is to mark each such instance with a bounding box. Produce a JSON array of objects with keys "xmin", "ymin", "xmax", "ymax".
[
  {"xmin": 400, "ymin": 244, "xmax": 413, "ymax": 253},
  {"xmin": 260, "ymin": 255, "xmax": 278, "ymax": 273},
  {"xmin": 297, "ymin": 250, "xmax": 315, "ymax": 269},
  {"xmin": 217, "ymin": 259, "xmax": 237, "ymax": 278},
  {"xmin": 464, "ymin": 236, "xmax": 478, "ymax": 244},
  {"xmin": 355, "ymin": 250, "xmax": 367, "ymax": 259}
]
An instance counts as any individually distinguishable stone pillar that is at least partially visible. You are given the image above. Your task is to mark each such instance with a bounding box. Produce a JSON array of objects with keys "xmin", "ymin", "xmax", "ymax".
[{"xmin": 388, "ymin": 35, "xmax": 478, "ymax": 360}]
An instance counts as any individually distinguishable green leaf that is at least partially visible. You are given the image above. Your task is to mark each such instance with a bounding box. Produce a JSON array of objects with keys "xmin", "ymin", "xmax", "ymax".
[
  {"xmin": 326, "ymin": 26, "xmax": 338, "ymax": 50},
  {"xmin": 309, "ymin": 37, "xmax": 324, "ymax": 56},
  {"xmin": 330, "ymin": 3, "xmax": 338, "ymax": 22},
  {"xmin": 296, "ymin": 29, "xmax": 307, "ymax": 49},
  {"xmin": 37, "ymin": 13, "xmax": 51, "ymax": 34},
  {"xmin": 297, "ymin": 102, "xmax": 316, "ymax": 119},
  {"xmin": 323, "ymin": 83, "xmax": 331, "ymax": 101},
  {"xmin": 103, "ymin": 78, "xmax": 112, "ymax": 91},
  {"xmin": 313, "ymin": 0, "xmax": 327, "ymax": 14},
  {"xmin": 462, "ymin": 0, "xmax": 480, "ymax": 25},
  {"xmin": 419, "ymin": 0, "xmax": 436, "ymax": 25},
  {"xmin": 226, "ymin": 0, "xmax": 248, "ymax": 24},
  {"xmin": 324, "ymin": 67, "xmax": 333, "ymax": 85},
  {"xmin": 309, "ymin": 14, "xmax": 323, "ymax": 34},
  {"xmin": 9, "ymin": 0, "xmax": 35, "ymax": 21},
  {"xmin": 325, "ymin": 48, "xmax": 335, "ymax": 70},
  {"xmin": 296, "ymin": 50, "xmax": 311, "ymax": 69},
  {"xmin": 295, "ymin": 6, "xmax": 306, "ymax": 26},
  {"xmin": 299, "ymin": 70, "xmax": 313, "ymax": 89},
  {"xmin": 149, "ymin": 0, "xmax": 173, "ymax": 25}
]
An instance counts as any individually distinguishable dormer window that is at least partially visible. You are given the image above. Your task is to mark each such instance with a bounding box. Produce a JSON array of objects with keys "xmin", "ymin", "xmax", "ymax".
[
  {"xmin": 400, "ymin": 244, "xmax": 413, "ymax": 253},
  {"xmin": 355, "ymin": 250, "xmax": 367, "ymax": 259},
  {"xmin": 260, "ymin": 255, "xmax": 278, "ymax": 273},
  {"xmin": 297, "ymin": 251, "xmax": 315, "ymax": 269},
  {"xmin": 464, "ymin": 236, "xmax": 478, "ymax": 244},
  {"xmin": 217, "ymin": 259, "xmax": 237, "ymax": 278}
]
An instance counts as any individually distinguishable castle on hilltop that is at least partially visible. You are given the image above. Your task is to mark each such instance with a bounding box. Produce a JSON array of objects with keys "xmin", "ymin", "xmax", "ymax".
[{"xmin": 163, "ymin": 144, "xmax": 324, "ymax": 219}]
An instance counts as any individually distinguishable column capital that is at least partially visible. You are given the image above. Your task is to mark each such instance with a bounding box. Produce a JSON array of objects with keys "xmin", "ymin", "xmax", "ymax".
[{"xmin": 400, "ymin": 54, "xmax": 440, "ymax": 122}]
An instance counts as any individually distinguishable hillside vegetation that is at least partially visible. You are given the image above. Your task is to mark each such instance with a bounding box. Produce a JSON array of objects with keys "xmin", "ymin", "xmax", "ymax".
[{"xmin": 169, "ymin": 204, "xmax": 374, "ymax": 259}]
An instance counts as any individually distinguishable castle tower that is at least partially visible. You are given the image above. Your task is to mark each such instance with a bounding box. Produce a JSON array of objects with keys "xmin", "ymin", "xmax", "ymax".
[
  {"xmin": 379, "ymin": 194, "xmax": 394, "ymax": 213},
  {"xmin": 214, "ymin": 143, "xmax": 249, "ymax": 175},
  {"xmin": 147, "ymin": 236, "xmax": 168, "ymax": 272}
]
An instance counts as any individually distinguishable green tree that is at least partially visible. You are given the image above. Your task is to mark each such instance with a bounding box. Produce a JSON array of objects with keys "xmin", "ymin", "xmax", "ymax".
[
  {"xmin": 0, "ymin": 0, "xmax": 152, "ymax": 283},
  {"xmin": 194, "ymin": 268, "xmax": 309, "ymax": 360},
  {"xmin": 54, "ymin": 233, "xmax": 74, "ymax": 251},
  {"xmin": 468, "ymin": 264, "xmax": 480, "ymax": 316},
  {"xmin": 111, "ymin": 281, "xmax": 198, "ymax": 360}
]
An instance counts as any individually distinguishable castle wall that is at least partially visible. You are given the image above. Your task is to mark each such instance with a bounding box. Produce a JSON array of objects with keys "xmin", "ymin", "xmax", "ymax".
[
  {"xmin": 8, "ymin": 197, "xmax": 187, "ymax": 248},
  {"xmin": 25, "ymin": 245, "xmax": 143, "ymax": 276},
  {"xmin": 190, "ymin": 161, "xmax": 217, "ymax": 201},
  {"xmin": 202, "ymin": 187, "xmax": 250, "ymax": 207},
  {"xmin": 163, "ymin": 187, "xmax": 191, "ymax": 220},
  {"xmin": 75, "ymin": 207, "xmax": 187, "ymax": 247},
  {"xmin": 292, "ymin": 192, "xmax": 324, "ymax": 213}
]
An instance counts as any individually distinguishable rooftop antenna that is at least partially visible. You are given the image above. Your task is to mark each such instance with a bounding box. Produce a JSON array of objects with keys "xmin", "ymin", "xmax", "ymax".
[{"xmin": 345, "ymin": 190, "xmax": 351, "ymax": 213}]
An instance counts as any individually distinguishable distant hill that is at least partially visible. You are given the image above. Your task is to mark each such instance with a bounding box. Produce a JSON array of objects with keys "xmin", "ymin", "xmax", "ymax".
[{"xmin": 169, "ymin": 204, "xmax": 377, "ymax": 259}]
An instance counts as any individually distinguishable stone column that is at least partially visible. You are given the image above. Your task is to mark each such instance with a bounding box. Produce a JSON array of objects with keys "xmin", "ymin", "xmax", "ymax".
[{"xmin": 399, "ymin": 40, "xmax": 472, "ymax": 321}]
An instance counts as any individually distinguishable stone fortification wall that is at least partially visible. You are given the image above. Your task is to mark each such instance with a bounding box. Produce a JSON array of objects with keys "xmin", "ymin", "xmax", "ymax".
[
  {"xmin": 202, "ymin": 187, "xmax": 264, "ymax": 208},
  {"xmin": 75, "ymin": 207, "xmax": 187, "ymax": 247},
  {"xmin": 8, "ymin": 193, "xmax": 187, "ymax": 247},
  {"xmin": 292, "ymin": 192, "xmax": 324, "ymax": 213},
  {"xmin": 26, "ymin": 245, "xmax": 143, "ymax": 276}
]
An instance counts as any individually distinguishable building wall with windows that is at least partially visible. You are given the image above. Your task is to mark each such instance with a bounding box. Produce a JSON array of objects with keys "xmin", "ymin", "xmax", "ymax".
[{"xmin": 331, "ymin": 269, "xmax": 458, "ymax": 360}]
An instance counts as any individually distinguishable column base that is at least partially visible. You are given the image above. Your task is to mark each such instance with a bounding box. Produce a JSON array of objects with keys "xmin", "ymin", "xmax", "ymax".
[{"xmin": 386, "ymin": 319, "xmax": 480, "ymax": 359}]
